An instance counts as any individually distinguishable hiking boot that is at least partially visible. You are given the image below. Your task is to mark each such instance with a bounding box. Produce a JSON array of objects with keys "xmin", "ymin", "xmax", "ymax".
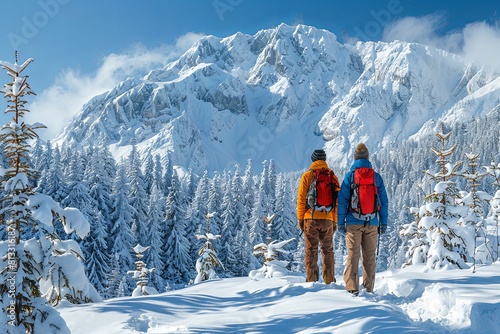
[
  {"xmin": 306, "ymin": 268, "xmax": 320, "ymax": 282},
  {"xmin": 322, "ymin": 270, "xmax": 336, "ymax": 284},
  {"xmin": 348, "ymin": 290, "xmax": 359, "ymax": 296},
  {"xmin": 324, "ymin": 277, "xmax": 336, "ymax": 284}
]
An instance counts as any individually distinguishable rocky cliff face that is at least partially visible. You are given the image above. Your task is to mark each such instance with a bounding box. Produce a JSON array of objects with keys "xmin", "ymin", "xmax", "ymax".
[{"xmin": 55, "ymin": 23, "xmax": 499, "ymax": 174}]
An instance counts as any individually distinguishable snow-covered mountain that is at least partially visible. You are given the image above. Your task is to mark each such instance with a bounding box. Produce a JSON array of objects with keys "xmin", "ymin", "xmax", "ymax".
[{"xmin": 55, "ymin": 23, "xmax": 500, "ymax": 174}]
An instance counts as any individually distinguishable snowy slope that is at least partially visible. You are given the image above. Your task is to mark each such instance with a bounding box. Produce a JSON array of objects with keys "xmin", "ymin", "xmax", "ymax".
[
  {"xmin": 54, "ymin": 23, "xmax": 500, "ymax": 173},
  {"xmin": 59, "ymin": 263, "xmax": 500, "ymax": 333}
]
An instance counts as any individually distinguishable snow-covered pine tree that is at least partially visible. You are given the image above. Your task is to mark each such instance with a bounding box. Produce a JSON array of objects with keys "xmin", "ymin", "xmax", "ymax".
[
  {"xmin": 484, "ymin": 160, "xmax": 500, "ymax": 261},
  {"xmin": 232, "ymin": 227, "xmax": 253, "ymax": 277},
  {"xmin": 194, "ymin": 212, "xmax": 224, "ymax": 283},
  {"xmin": 402, "ymin": 124, "xmax": 469, "ymax": 270},
  {"xmin": 235, "ymin": 160, "xmax": 256, "ymax": 275},
  {"xmin": 37, "ymin": 145, "xmax": 68, "ymax": 204},
  {"xmin": 458, "ymin": 149, "xmax": 493, "ymax": 267},
  {"xmin": 152, "ymin": 154, "xmax": 164, "ymax": 193},
  {"xmin": 207, "ymin": 171, "xmax": 223, "ymax": 237},
  {"xmin": 33, "ymin": 139, "xmax": 52, "ymax": 191},
  {"xmin": 186, "ymin": 171, "xmax": 211, "ymax": 280},
  {"xmin": 128, "ymin": 244, "xmax": 158, "ymax": 296},
  {"xmin": 188, "ymin": 171, "xmax": 210, "ymax": 235},
  {"xmin": 271, "ymin": 174, "xmax": 298, "ymax": 266},
  {"xmin": 484, "ymin": 160, "xmax": 500, "ymax": 189},
  {"xmin": 29, "ymin": 137, "xmax": 42, "ymax": 164},
  {"xmin": 27, "ymin": 137, "xmax": 43, "ymax": 186},
  {"xmin": 85, "ymin": 142, "xmax": 116, "ymax": 231},
  {"xmin": 400, "ymin": 181, "xmax": 432, "ymax": 268},
  {"xmin": 45, "ymin": 149, "xmax": 104, "ymax": 303},
  {"xmin": 219, "ymin": 170, "xmax": 237, "ymax": 276},
  {"xmin": 163, "ymin": 169, "xmax": 191, "ymax": 287},
  {"xmin": 182, "ymin": 169, "xmax": 199, "ymax": 275},
  {"xmin": 230, "ymin": 165, "xmax": 253, "ymax": 276},
  {"xmin": 59, "ymin": 144, "xmax": 76, "ymax": 178},
  {"xmin": 0, "ymin": 53, "xmax": 94, "ymax": 333},
  {"xmin": 185, "ymin": 168, "xmax": 198, "ymax": 202},
  {"xmin": 143, "ymin": 184, "xmax": 166, "ymax": 292},
  {"xmin": 242, "ymin": 160, "xmax": 256, "ymax": 223},
  {"xmin": 250, "ymin": 161, "xmax": 272, "ymax": 254},
  {"xmin": 218, "ymin": 167, "xmax": 248, "ymax": 276},
  {"xmin": 162, "ymin": 152, "xmax": 174, "ymax": 197},
  {"xmin": 108, "ymin": 162, "xmax": 136, "ymax": 296},
  {"xmin": 81, "ymin": 209, "xmax": 110, "ymax": 296},
  {"xmin": 46, "ymin": 146, "xmax": 72, "ymax": 240},
  {"xmin": 251, "ymin": 214, "xmax": 295, "ymax": 279},
  {"xmin": 267, "ymin": 159, "xmax": 277, "ymax": 212},
  {"xmin": 401, "ymin": 194, "xmax": 429, "ymax": 267},
  {"xmin": 291, "ymin": 228, "xmax": 306, "ymax": 274},
  {"xmin": 143, "ymin": 152, "xmax": 155, "ymax": 194},
  {"xmin": 126, "ymin": 141, "xmax": 149, "ymax": 247},
  {"xmin": 61, "ymin": 150, "xmax": 90, "ymax": 222},
  {"xmin": 489, "ymin": 190, "xmax": 500, "ymax": 261}
]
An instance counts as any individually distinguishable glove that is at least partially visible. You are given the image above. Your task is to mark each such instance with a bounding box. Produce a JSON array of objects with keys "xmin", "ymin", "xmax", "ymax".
[
  {"xmin": 298, "ymin": 220, "xmax": 304, "ymax": 231},
  {"xmin": 379, "ymin": 225, "xmax": 387, "ymax": 234},
  {"xmin": 338, "ymin": 224, "xmax": 346, "ymax": 233}
]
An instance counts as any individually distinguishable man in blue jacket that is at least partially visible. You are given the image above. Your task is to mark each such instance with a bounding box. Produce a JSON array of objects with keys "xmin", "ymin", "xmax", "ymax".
[{"xmin": 338, "ymin": 143, "xmax": 388, "ymax": 295}]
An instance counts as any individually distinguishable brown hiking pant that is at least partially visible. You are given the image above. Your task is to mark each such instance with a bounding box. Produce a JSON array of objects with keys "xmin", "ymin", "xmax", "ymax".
[
  {"xmin": 344, "ymin": 224, "xmax": 378, "ymax": 292},
  {"xmin": 304, "ymin": 219, "xmax": 336, "ymax": 284}
]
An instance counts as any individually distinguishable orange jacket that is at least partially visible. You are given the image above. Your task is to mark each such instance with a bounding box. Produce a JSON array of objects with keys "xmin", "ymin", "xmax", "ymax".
[{"xmin": 297, "ymin": 160, "xmax": 340, "ymax": 222}]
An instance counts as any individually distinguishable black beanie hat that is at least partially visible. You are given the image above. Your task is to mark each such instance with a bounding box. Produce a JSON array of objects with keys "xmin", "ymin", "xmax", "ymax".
[
  {"xmin": 311, "ymin": 149, "xmax": 327, "ymax": 162},
  {"xmin": 354, "ymin": 143, "xmax": 369, "ymax": 160}
]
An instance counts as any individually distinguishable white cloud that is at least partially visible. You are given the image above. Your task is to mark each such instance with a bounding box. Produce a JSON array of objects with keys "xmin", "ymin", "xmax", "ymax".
[
  {"xmin": 462, "ymin": 21, "xmax": 500, "ymax": 71},
  {"xmin": 382, "ymin": 14, "xmax": 500, "ymax": 71},
  {"xmin": 28, "ymin": 32, "xmax": 205, "ymax": 140},
  {"xmin": 382, "ymin": 13, "xmax": 462, "ymax": 53}
]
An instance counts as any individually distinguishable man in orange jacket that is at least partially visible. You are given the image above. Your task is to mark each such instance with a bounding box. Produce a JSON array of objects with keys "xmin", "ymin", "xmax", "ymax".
[{"xmin": 297, "ymin": 149, "xmax": 340, "ymax": 284}]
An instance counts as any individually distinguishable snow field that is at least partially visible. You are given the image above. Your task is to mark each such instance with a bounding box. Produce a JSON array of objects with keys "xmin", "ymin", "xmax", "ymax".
[{"xmin": 59, "ymin": 262, "xmax": 500, "ymax": 333}]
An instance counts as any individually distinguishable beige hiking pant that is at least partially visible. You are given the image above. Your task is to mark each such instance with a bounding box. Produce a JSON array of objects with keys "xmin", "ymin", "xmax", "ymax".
[
  {"xmin": 344, "ymin": 224, "xmax": 378, "ymax": 292},
  {"xmin": 304, "ymin": 219, "xmax": 336, "ymax": 284}
]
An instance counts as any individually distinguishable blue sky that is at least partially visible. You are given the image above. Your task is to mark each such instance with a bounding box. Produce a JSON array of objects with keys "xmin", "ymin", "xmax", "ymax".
[{"xmin": 0, "ymin": 0, "xmax": 499, "ymax": 138}]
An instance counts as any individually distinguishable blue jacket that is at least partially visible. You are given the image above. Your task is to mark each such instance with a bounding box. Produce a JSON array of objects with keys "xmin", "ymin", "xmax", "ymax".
[{"xmin": 337, "ymin": 159, "xmax": 388, "ymax": 227}]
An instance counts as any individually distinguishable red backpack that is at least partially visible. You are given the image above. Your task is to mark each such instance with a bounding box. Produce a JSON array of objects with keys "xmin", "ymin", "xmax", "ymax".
[
  {"xmin": 350, "ymin": 167, "xmax": 380, "ymax": 221},
  {"xmin": 306, "ymin": 168, "xmax": 339, "ymax": 217}
]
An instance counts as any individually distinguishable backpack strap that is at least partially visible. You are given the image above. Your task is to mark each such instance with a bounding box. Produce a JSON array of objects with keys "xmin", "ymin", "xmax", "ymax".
[
  {"xmin": 352, "ymin": 212, "xmax": 378, "ymax": 221},
  {"xmin": 329, "ymin": 169, "xmax": 339, "ymax": 210},
  {"xmin": 348, "ymin": 171, "xmax": 355, "ymax": 212},
  {"xmin": 306, "ymin": 169, "xmax": 317, "ymax": 219}
]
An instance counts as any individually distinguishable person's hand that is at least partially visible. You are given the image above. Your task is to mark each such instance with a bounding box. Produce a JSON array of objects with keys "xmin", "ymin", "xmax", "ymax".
[
  {"xmin": 379, "ymin": 225, "xmax": 387, "ymax": 234},
  {"xmin": 338, "ymin": 224, "xmax": 346, "ymax": 233},
  {"xmin": 298, "ymin": 220, "xmax": 304, "ymax": 231}
]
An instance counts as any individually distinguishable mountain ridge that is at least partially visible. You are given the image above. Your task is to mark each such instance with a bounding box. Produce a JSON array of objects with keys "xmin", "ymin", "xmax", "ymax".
[{"xmin": 54, "ymin": 23, "xmax": 499, "ymax": 174}]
